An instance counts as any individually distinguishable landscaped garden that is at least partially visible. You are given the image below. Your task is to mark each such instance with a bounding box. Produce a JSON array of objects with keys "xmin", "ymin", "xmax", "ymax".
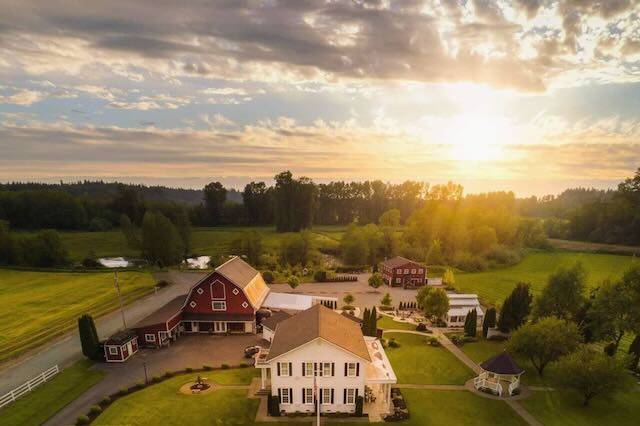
[
  {"xmin": 383, "ymin": 332, "xmax": 474, "ymax": 384},
  {"xmin": 0, "ymin": 269, "xmax": 155, "ymax": 362},
  {"xmin": 0, "ymin": 360, "xmax": 105, "ymax": 426},
  {"xmin": 455, "ymin": 251, "xmax": 635, "ymax": 305},
  {"xmin": 377, "ymin": 315, "xmax": 417, "ymax": 331}
]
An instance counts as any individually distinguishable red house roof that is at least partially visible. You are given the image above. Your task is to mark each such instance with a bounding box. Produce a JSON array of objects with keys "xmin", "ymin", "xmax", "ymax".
[{"xmin": 380, "ymin": 256, "xmax": 423, "ymax": 268}]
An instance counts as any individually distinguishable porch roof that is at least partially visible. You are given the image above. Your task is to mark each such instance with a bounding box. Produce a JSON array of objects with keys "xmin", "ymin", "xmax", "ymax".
[{"xmin": 364, "ymin": 336, "xmax": 397, "ymax": 384}]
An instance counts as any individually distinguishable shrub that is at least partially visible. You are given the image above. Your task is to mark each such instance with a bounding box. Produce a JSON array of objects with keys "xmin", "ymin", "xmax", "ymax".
[
  {"xmin": 487, "ymin": 334, "xmax": 508, "ymax": 341},
  {"xmin": 82, "ymin": 257, "xmax": 101, "ymax": 268},
  {"xmin": 262, "ymin": 270, "xmax": 275, "ymax": 284},
  {"xmin": 314, "ymin": 269, "xmax": 327, "ymax": 282},
  {"xmin": 342, "ymin": 305, "xmax": 355, "ymax": 311},
  {"xmin": 355, "ymin": 395, "xmax": 364, "ymax": 416},
  {"xmin": 335, "ymin": 265, "xmax": 367, "ymax": 273},
  {"xmin": 268, "ymin": 395, "xmax": 281, "ymax": 416},
  {"xmin": 156, "ymin": 280, "xmax": 170, "ymax": 288},
  {"xmin": 135, "ymin": 381, "xmax": 147, "ymax": 389},
  {"xmin": 203, "ymin": 364, "xmax": 213, "ymax": 371},
  {"xmin": 604, "ymin": 342, "xmax": 617, "ymax": 357},
  {"xmin": 76, "ymin": 415, "xmax": 90, "ymax": 425},
  {"xmin": 388, "ymin": 338, "xmax": 400, "ymax": 348},
  {"xmin": 427, "ymin": 336, "xmax": 440, "ymax": 346},
  {"xmin": 239, "ymin": 363, "xmax": 248, "ymax": 368},
  {"xmin": 452, "ymin": 252, "xmax": 488, "ymax": 272},
  {"xmin": 185, "ymin": 367, "xmax": 194, "ymax": 373},
  {"xmin": 164, "ymin": 371, "xmax": 174, "ymax": 378},
  {"xmin": 117, "ymin": 388, "xmax": 129, "ymax": 397},
  {"xmin": 151, "ymin": 375, "xmax": 161, "ymax": 383},
  {"xmin": 416, "ymin": 323, "xmax": 427, "ymax": 332},
  {"xmin": 99, "ymin": 396, "xmax": 111, "ymax": 406},
  {"xmin": 89, "ymin": 405, "xmax": 102, "ymax": 416},
  {"xmin": 448, "ymin": 334, "xmax": 464, "ymax": 346},
  {"xmin": 221, "ymin": 364, "xmax": 230, "ymax": 369}
]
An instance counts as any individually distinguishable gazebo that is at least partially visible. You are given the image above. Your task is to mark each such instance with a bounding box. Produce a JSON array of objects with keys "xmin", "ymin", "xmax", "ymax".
[{"xmin": 474, "ymin": 351, "xmax": 524, "ymax": 397}]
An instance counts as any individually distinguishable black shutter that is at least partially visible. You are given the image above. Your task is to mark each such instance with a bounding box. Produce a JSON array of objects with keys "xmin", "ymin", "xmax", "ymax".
[
  {"xmin": 314, "ymin": 362, "xmax": 318, "ymax": 376},
  {"xmin": 302, "ymin": 388, "xmax": 305, "ymax": 403},
  {"xmin": 331, "ymin": 388, "xmax": 334, "ymax": 404},
  {"xmin": 277, "ymin": 363, "xmax": 280, "ymax": 376},
  {"xmin": 356, "ymin": 363, "xmax": 360, "ymax": 376},
  {"xmin": 344, "ymin": 363, "xmax": 347, "ymax": 376},
  {"xmin": 302, "ymin": 362, "xmax": 305, "ymax": 377},
  {"xmin": 278, "ymin": 388, "xmax": 282, "ymax": 403},
  {"xmin": 343, "ymin": 389, "xmax": 347, "ymax": 404},
  {"xmin": 356, "ymin": 388, "xmax": 359, "ymax": 399},
  {"xmin": 289, "ymin": 388, "xmax": 293, "ymax": 404},
  {"xmin": 331, "ymin": 362, "xmax": 335, "ymax": 376},
  {"xmin": 289, "ymin": 363, "xmax": 292, "ymax": 377}
]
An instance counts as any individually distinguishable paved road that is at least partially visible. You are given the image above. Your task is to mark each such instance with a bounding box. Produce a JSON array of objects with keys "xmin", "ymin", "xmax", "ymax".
[{"xmin": 0, "ymin": 271, "xmax": 205, "ymax": 395}]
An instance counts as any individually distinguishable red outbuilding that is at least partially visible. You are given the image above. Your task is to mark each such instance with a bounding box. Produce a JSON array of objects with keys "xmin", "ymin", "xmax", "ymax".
[
  {"xmin": 103, "ymin": 329, "xmax": 138, "ymax": 362},
  {"xmin": 379, "ymin": 256, "xmax": 427, "ymax": 288}
]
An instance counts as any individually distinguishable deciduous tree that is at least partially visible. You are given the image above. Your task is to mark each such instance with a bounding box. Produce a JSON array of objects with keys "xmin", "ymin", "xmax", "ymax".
[{"xmin": 534, "ymin": 263, "xmax": 586, "ymax": 320}]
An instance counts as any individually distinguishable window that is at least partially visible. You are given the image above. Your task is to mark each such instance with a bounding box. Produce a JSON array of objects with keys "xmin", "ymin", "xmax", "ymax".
[
  {"xmin": 279, "ymin": 388, "xmax": 292, "ymax": 404},
  {"xmin": 232, "ymin": 288, "xmax": 239, "ymax": 295},
  {"xmin": 145, "ymin": 334, "xmax": 156, "ymax": 343},
  {"xmin": 241, "ymin": 301, "xmax": 249, "ymax": 309},
  {"xmin": 404, "ymin": 268, "xmax": 409, "ymax": 274},
  {"xmin": 211, "ymin": 301, "xmax": 226, "ymax": 311},
  {"xmin": 346, "ymin": 362, "xmax": 357, "ymax": 377},
  {"xmin": 108, "ymin": 346, "xmax": 118, "ymax": 355},
  {"xmin": 189, "ymin": 301, "xmax": 196, "ymax": 308},
  {"xmin": 303, "ymin": 388, "xmax": 313, "ymax": 404},
  {"xmin": 418, "ymin": 268, "xmax": 424, "ymax": 273},
  {"xmin": 279, "ymin": 362, "xmax": 290, "ymax": 377},
  {"xmin": 196, "ymin": 288, "xmax": 204, "ymax": 295},
  {"xmin": 158, "ymin": 331, "xmax": 167, "ymax": 341},
  {"xmin": 411, "ymin": 268, "xmax": 416, "ymax": 274},
  {"xmin": 345, "ymin": 388, "xmax": 356, "ymax": 404},
  {"xmin": 395, "ymin": 278, "xmax": 401, "ymax": 284},
  {"xmin": 321, "ymin": 388, "xmax": 332, "ymax": 404},
  {"xmin": 304, "ymin": 362, "xmax": 314, "ymax": 377},
  {"xmin": 322, "ymin": 362, "xmax": 333, "ymax": 377}
]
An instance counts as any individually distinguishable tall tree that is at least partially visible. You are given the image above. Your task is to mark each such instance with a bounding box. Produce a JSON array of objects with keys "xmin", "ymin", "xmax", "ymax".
[
  {"xmin": 78, "ymin": 314, "xmax": 100, "ymax": 360},
  {"xmin": 534, "ymin": 263, "xmax": 586, "ymax": 320},
  {"xmin": 628, "ymin": 335, "xmax": 640, "ymax": 371},
  {"xmin": 483, "ymin": 307, "xmax": 497, "ymax": 338},
  {"xmin": 379, "ymin": 209, "xmax": 400, "ymax": 227},
  {"xmin": 203, "ymin": 182, "xmax": 227, "ymax": 225},
  {"xmin": 233, "ymin": 231, "xmax": 264, "ymax": 266},
  {"xmin": 590, "ymin": 279, "xmax": 634, "ymax": 353},
  {"xmin": 362, "ymin": 308, "xmax": 371, "ymax": 335},
  {"xmin": 369, "ymin": 307, "xmax": 378, "ymax": 336},
  {"xmin": 175, "ymin": 207, "xmax": 191, "ymax": 255},
  {"xmin": 552, "ymin": 346, "xmax": 631, "ymax": 406},
  {"xmin": 273, "ymin": 171, "xmax": 316, "ymax": 232},
  {"xmin": 507, "ymin": 316, "xmax": 581, "ymax": 377},
  {"xmin": 242, "ymin": 181, "xmax": 273, "ymax": 225},
  {"xmin": 368, "ymin": 272, "xmax": 384, "ymax": 290},
  {"xmin": 141, "ymin": 211, "xmax": 184, "ymax": 266},
  {"xmin": 464, "ymin": 308, "xmax": 477, "ymax": 337},
  {"xmin": 111, "ymin": 184, "xmax": 144, "ymax": 224},
  {"xmin": 417, "ymin": 287, "xmax": 449, "ymax": 323},
  {"xmin": 498, "ymin": 282, "xmax": 533, "ymax": 332}
]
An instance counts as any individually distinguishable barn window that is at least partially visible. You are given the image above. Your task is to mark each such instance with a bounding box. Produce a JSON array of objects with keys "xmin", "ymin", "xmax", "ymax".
[
  {"xmin": 196, "ymin": 288, "xmax": 204, "ymax": 295},
  {"xmin": 411, "ymin": 269, "xmax": 416, "ymax": 274},
  {"xmin": 189, "ymin": 301, "xmax": 197, "ymax": 308},
  {"xmin": 232, "ymin": 288, "xmax": 239, "ymax": 295},
  {"xmin": 212, "ymin": 301, "xmax": 226, "ymax": 311},
  {"xmin": 108, "ymin": 346, "xmax": 118, "ymax": 355},
  {"xmin": 241, "ymin": 302, "xmax": 249, "ymax": 309},
  {"xmin": 145, "ymin": 334, "xmax": 156, "ymax": 343}
]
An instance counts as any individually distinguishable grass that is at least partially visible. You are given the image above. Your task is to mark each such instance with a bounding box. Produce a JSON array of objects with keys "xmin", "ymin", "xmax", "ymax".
[
  {"xmin": 455, "ymin": 251, "xmax": 637, "ymax": 306},
  {"xmin": 522, "ymin": 388, "xmax": 640, "ymax": 426},
  {"xmin": 395, "ymin": 389, "xmax": 527, "ymax": 426},
  {"xmin": 93, "ymin": 369, "xmax": 261, "ymax": 426},
  {"xmin": 0, "ymin": 269, "xmax": 155, "ymax": 363},
  {"xmin": 21, "ymin": 226, "xmax": 345, "ymax": 262},
  {"xmin": 383, "ymin": 332, "xmax": 474, "ymax": 384},
  {"xmin": 0, "ymin": 360, "xmax": 105, "ymax": 426},
  {"xmin": 378, "ymin": 315, "xmax": 417, "ymax": 331}
]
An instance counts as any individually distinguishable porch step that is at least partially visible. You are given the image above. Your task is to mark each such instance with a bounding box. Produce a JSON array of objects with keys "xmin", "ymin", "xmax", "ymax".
[{"xmin": 255, "ymin": 388, "xmax": 271, "ymax": 396}]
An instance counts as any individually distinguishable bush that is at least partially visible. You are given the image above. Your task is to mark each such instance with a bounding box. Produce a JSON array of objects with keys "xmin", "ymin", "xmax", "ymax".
[
  {"xmin": 487, "ymin": 334, "xmax": 508, "ymax": 341},
  {"xmin": 341, "ymin": 305, "xmax": 355, "ymax": 311},
  {"xmin": 355, "ymin": 395, "xmax": 364, "ymax": 416},
  {"xmin": 416, "ymin": 323, "xmax": 427, "ymax": 332},
  {"xmin": 76, "ymin": 415, "xmax": 90, "ymax": 425},
  {"xmin": 486, "ymin": 245, "xmax": 522, "ymax": 266},
  {"xmin": 221, "ymin": 364, "xmax": 230, "ymax": 369},
  {"xmin": 314, "ymin": 269, "xmax": 327, "ymax": 282},
  {"xmin": 151, "ymin": 375, "xmax": 161, "ymax": 383},
  {"xmin": 268, "ymin": 395, "xmax": 281, "ymax": 416},
  {"xmin": 452, "ymin": 252, "xmax": 488, "ymax": 272},
  {"xmin": 82, "ymin": 257, "xmax": 101, "ymax": 268},
  {"xmin": 262, "ymin": 270, "xmax": 275, "ymax": 284},
  {"xmin": 604, "ymin": 342, "xmax": 617, "ymax": 357},
  {"xmin": 185, "ymin": 367, "xmax": 194, "ymax": 373},
  {"xmin": 164, "ymin": 370, "xmax": 174, "ymax": 378},
  {"xmin": 427, "ymin": 336, "xmax": 440, "ymax": 346},
  {"xmin": 135, "ymin": 381, "xmax": 147, "ymax": 389},
  {"xmin": 335, "ymin": 265, "xmax": 367, "ymax": 273},
  {"xmin": 378, "ymin": 305, "xmax": 394, "ymax": 311},
  {"xmin": 89, "ymin": 405, "xmax": 102, "ymax": 416},
  {"xmin": 88, "ymin": 217, "xmax": 112, "ymax": 232},
  {"xmin": 203, "ymin": 365, "xmax": 213, "ymax": 371},
  {"xmin": 239, "ymin": 363, "xmax": 248, "ymax": 368},
  {"xmin": 117, "ymin": 388, "xmax": 129, "ymax": 397},
  {"xmin": 448, "ymin": 334, "xmax": 464, "ymax": 346},
  {"xmin": 156, "ymin": 280, "xmax": 170, "ymax": 288},
  {"xmin": 99, "ymin": 396, "xmax": 111, "ymax": 406},
  {"xmin": 388, "ymin": 338, "xmax": 400, "ymax": 348}
]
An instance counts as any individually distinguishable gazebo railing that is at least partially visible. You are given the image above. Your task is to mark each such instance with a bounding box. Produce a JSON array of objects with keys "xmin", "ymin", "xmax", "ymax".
[
  {"xmin": 508, "ymin": 377, "xmax": 520, "ymax": 396},
  {"xmin": 473, "ymin": 374, "xmax": 503, "ymax": 396}
]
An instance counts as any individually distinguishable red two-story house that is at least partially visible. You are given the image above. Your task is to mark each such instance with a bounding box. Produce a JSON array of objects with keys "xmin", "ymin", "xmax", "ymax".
[
  {"xmin": 132, "ymin": 256, "xmax": 270, "ymax": 348},
  {"xmin": 379, "ymin": 256, "xmax": 427, "ymax": 288}
]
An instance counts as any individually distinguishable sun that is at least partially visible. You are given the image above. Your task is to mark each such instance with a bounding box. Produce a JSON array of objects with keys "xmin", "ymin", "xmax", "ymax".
[{"xmin": 445, "ymin": 115, "xmax": 508, "ymax": 162}]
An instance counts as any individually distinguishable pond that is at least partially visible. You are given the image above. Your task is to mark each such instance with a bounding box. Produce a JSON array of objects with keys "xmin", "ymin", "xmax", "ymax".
[
  {"xmin": 184, "ymin": 256, "xmax": 211, "ymax": 269},
  {"xmin": 98, "ymin": 257, "xmax": 130, "ymax": 268}
]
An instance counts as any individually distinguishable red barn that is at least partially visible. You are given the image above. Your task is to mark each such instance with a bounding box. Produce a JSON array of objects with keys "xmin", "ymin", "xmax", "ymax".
[
  {"xmin": 132, "ymin": 256, "xmax": 270, "ymax": 346},
  {"xmin": 379, "ymin": 256, "xmax": 426, "ymax": 288}
]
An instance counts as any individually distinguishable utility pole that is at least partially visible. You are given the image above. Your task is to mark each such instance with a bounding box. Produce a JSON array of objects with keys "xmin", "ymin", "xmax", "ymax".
[{"xmin": 114, "ymin": 271, "xmax": 127, "ymax": 328}]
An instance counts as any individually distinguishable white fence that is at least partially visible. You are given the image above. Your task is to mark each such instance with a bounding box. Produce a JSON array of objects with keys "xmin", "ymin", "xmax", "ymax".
[{"xmin": 0, "ymin": 365, "xmax": 59, "ymax": 409}]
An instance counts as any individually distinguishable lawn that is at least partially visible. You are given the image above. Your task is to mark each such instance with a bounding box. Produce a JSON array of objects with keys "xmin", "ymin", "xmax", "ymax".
[
  {"xmin": 383, "ymin": 332, "xmax": 474, "ymax": 384},
  {"xmin": 0, "ymin": 269, "xmax": 156, "ymax": 363},
  {"xmin": 23, "ymin": 226, "xmax": 345, "ymax": 262},
  {"xmin": 378, "ymin": 315, "xmax": 417, "ymax": 331},
  {"xmin": 455, "ymin": 251, "xmax": 636, "ymax": 306},
  {"xmin": 522, "ymin": 388, "xmax": 640, "ymax": 426},
  {"xmin": 396, "ymin": 389, "xmax": 527, "ymax": 426},
  {"xmin": 0, "ymin": 360, "xmax": 105, "ymax": 426},
  {"xmin": 93, "ymin": 369, "xmax": 261, "ymax": 426}
]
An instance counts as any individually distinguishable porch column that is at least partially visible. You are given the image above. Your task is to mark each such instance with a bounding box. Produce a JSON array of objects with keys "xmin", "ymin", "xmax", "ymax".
[
  {"xmin": 386, "ymin": 384, "xmax": 391, "ymax": 406},
  {"xmin": 261, "ymin": 368, "xmax": 266, "ymax": 389}
]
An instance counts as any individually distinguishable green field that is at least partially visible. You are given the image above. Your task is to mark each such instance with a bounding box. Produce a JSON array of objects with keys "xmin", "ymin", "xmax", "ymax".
[
  {"xmin": 0, "ymin": 360, "xmax": 105, "ymax": 426},
  {"xmin": 21, "ymin": 226, "xmax": 344, "ymax": 262},
  {"xmin": 456, "ymin": 251, "xmax": 637, "ymax": 306},
  {"xmin": 383, "ymin": 332, "xmax": 474, "ymax": 384},
  {"xmin": 521, "ymin": 388, "xmax": 640, "ymax": 426},
  {"xmin": 0, "ymin": 269, "xmax": 155, "ymax": 362}
]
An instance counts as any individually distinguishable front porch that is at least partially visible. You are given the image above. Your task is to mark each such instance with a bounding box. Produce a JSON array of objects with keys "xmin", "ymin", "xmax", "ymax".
[{"xmin": 363, "ymin": 383, "xmax": 392, "ymax": 422}]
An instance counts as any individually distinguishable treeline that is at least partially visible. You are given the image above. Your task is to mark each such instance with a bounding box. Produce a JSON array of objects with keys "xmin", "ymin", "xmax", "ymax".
[
  {"xmin": 341, "ymin": 190, "xmax": 546, "ymax": 272},
  {"xmin": 0, "ymin": 222, "xmax": 68, "ymax": 267},
  {"xmin": 519, "ymin": 168, "xmax": 640, "ymax": 245}
]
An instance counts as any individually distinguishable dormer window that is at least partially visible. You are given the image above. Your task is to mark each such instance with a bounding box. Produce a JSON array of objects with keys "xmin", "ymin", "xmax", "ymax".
[{"xmin": 212, "ymin": 301, "xmax": 226, "ymax": 311}]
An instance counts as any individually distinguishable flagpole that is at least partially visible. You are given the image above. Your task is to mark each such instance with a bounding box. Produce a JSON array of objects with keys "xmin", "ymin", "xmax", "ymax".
[
  {"xmin": 114, "ymin": 271, "xmax": 127, "ymax": 328},
  {"xmin": 315, "ymin": 375, "xmax": 320, "ymax": 425}
]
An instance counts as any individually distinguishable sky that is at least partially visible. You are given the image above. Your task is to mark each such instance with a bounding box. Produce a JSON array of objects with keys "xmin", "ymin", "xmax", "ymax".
[{"xmin": 1, "ymin": 0, "xmax": 640, "ymax": 196}]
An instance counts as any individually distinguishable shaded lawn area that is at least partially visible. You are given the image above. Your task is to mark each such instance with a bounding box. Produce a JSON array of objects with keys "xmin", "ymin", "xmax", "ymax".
[
  {"xmin": 397, "ymin": 389, "xmax": 527, "ymax": 426},
  {"xmin": 455, "ymin": 251, "xmax": 635, "ymax": 306},
  {"xmin": 0, "ymin": 360, "xmax": 105, "ymax": 426},
  {"xmin": 0, "ymin": 269, "xmax": 155, "ymax": 363},
  {"xmin": 383, "ymin": 332, "xmax": 473, "ymax": 384},
  {"xmin": 94, "ymin": 369, "xmax": 261, "ymax": 426},
  {"xmin": 522, "ymin": 388, "xmax": 640, "ymax": 426},
  {"xmin": 378, "ymin": 315, "xmax": 417, "ymax": 331}
]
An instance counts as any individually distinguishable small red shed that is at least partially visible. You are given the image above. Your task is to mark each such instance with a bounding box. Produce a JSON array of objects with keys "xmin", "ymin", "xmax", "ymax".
[{"xmin": 104, "ymin": 329, "xmax": 138, "ymax": 363}]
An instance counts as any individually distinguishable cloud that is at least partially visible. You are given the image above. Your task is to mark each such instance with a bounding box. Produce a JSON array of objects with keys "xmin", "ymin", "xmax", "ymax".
[{"xmin": 0, "ymin": 89, "xmax": 45, "ymax": 105}]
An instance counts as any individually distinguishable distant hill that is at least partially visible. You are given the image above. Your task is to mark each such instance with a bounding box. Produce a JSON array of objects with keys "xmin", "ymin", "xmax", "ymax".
[{"xmin": 0, "ymin": 181, "xmax": 243, "ymax": 205}]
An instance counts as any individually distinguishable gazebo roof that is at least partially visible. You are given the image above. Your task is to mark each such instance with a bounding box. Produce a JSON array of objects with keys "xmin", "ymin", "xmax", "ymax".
[{"xmin": 480, "ymin": 351, "xmax": 524, "ymax": 375}]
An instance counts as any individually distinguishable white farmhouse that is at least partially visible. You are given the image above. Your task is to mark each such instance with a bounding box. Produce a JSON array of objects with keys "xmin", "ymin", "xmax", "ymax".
[
  {"xmin": 446, "ymin": 294, "xmax": 484, "ymax": 327},
  {"xmin": 255, "ymin": 304, "xmax": 396, "ymax": 417}
]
